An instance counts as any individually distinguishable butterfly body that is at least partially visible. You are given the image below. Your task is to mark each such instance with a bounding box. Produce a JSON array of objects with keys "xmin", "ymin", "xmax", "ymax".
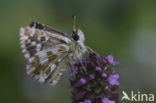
[{"xmin": 20, "ymin": 22, "xmax": 86, "ymax": 86}]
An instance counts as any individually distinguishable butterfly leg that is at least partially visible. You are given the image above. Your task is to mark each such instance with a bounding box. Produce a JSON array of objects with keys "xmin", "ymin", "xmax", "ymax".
[
  {"xmin": 86, "ymin": 46, "xmax": 93, "ymax": 53},
  {"xmin": 79, "ymin": 59, "xmax": 87, "ymax": 74}
]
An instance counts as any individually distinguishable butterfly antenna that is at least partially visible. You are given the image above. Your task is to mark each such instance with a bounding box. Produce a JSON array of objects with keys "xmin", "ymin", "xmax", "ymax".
[{"xmin": 72, "ymin": 15, "xmax": 76, "ymax": 29}]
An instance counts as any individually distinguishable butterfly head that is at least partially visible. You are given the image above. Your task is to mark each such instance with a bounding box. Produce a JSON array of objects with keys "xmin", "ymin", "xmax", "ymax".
[
  {"xmin": 72, "ymin": 27, "xmax": 85, "ymax": 42},
  {"xmin": 72, "ymin": 15, "xmax": 85, "ymax": 42}
]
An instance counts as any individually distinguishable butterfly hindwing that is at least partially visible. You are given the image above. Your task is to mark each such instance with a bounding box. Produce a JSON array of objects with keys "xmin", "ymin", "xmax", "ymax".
[
  {"xmin": 26, "ymin": 44, "xmax": 69, "ymax": 85},
  {"xmin": 47, "ymin": 54, "xmax": 69, "ymax": 86}
]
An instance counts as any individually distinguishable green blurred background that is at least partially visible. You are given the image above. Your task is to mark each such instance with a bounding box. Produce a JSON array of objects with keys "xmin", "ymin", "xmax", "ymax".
[{"xmin": 0, "ymin": 0, "xmax": 156, "ymax": 103}]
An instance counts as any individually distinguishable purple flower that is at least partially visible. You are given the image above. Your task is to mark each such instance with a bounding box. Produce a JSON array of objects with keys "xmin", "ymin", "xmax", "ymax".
[
  {"xmin": 80, "ymin": 99, "xmax": 91, "ymax": 103},
  {"xmin": 89, "ymin": 74, "xmax": 95, "ymax": 79},
  {"xmin": 107, "ymin": 55, "xmax": 114, "ymax": 63},
  {"xmin": 74, "ymin": 66, "xmax": 78, "ymax": 71},
  {"xmin": 96, "ymin": 66, "xmax": 101, "ymax": 71},
  {"xmin": 107, "ymin": 55, "xmax": 119, "ymax": 66},
  {"xmin": 108, "ymin": 74, "xmax": 120, "ymax": 86},
  {"xmin": 102, "ymin": 98, "xmax": 115, "ymax": 103},
  {"xmin": 70, "ymin": 52, "xmax": 120, "ymax": 103},
  {"xmin": 80, "ymin": 78, "xmax": 86, "ymax": 84},
  {"xmin": 70, "ymin": 72, "xmax": 75, "ymax": 77},
  {"xmin": 102, "ymin": 73, "xmax": 107, "ymax": 77}
]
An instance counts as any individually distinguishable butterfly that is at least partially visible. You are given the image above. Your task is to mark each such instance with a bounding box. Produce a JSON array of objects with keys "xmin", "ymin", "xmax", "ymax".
[{"xmin": 19, "ymin": 17, "xmax": 88, "ymax": 86}]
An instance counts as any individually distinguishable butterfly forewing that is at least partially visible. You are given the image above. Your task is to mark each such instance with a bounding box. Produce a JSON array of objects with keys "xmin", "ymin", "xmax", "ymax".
[{"xmin": 20, "ymin": 22, "xmax": 71, "ymax": 85}]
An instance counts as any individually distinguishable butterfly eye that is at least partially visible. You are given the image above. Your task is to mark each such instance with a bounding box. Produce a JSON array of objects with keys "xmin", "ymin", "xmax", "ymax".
[{"xmin": 72, "ymin": 31, "xmax": 79, "ymax": 41}]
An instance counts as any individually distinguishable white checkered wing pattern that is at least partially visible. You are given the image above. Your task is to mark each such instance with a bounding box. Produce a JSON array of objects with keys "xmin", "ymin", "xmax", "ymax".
[{"xmin": 20, "ymin": 22, "xmax": 71, "ymax": 86}]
